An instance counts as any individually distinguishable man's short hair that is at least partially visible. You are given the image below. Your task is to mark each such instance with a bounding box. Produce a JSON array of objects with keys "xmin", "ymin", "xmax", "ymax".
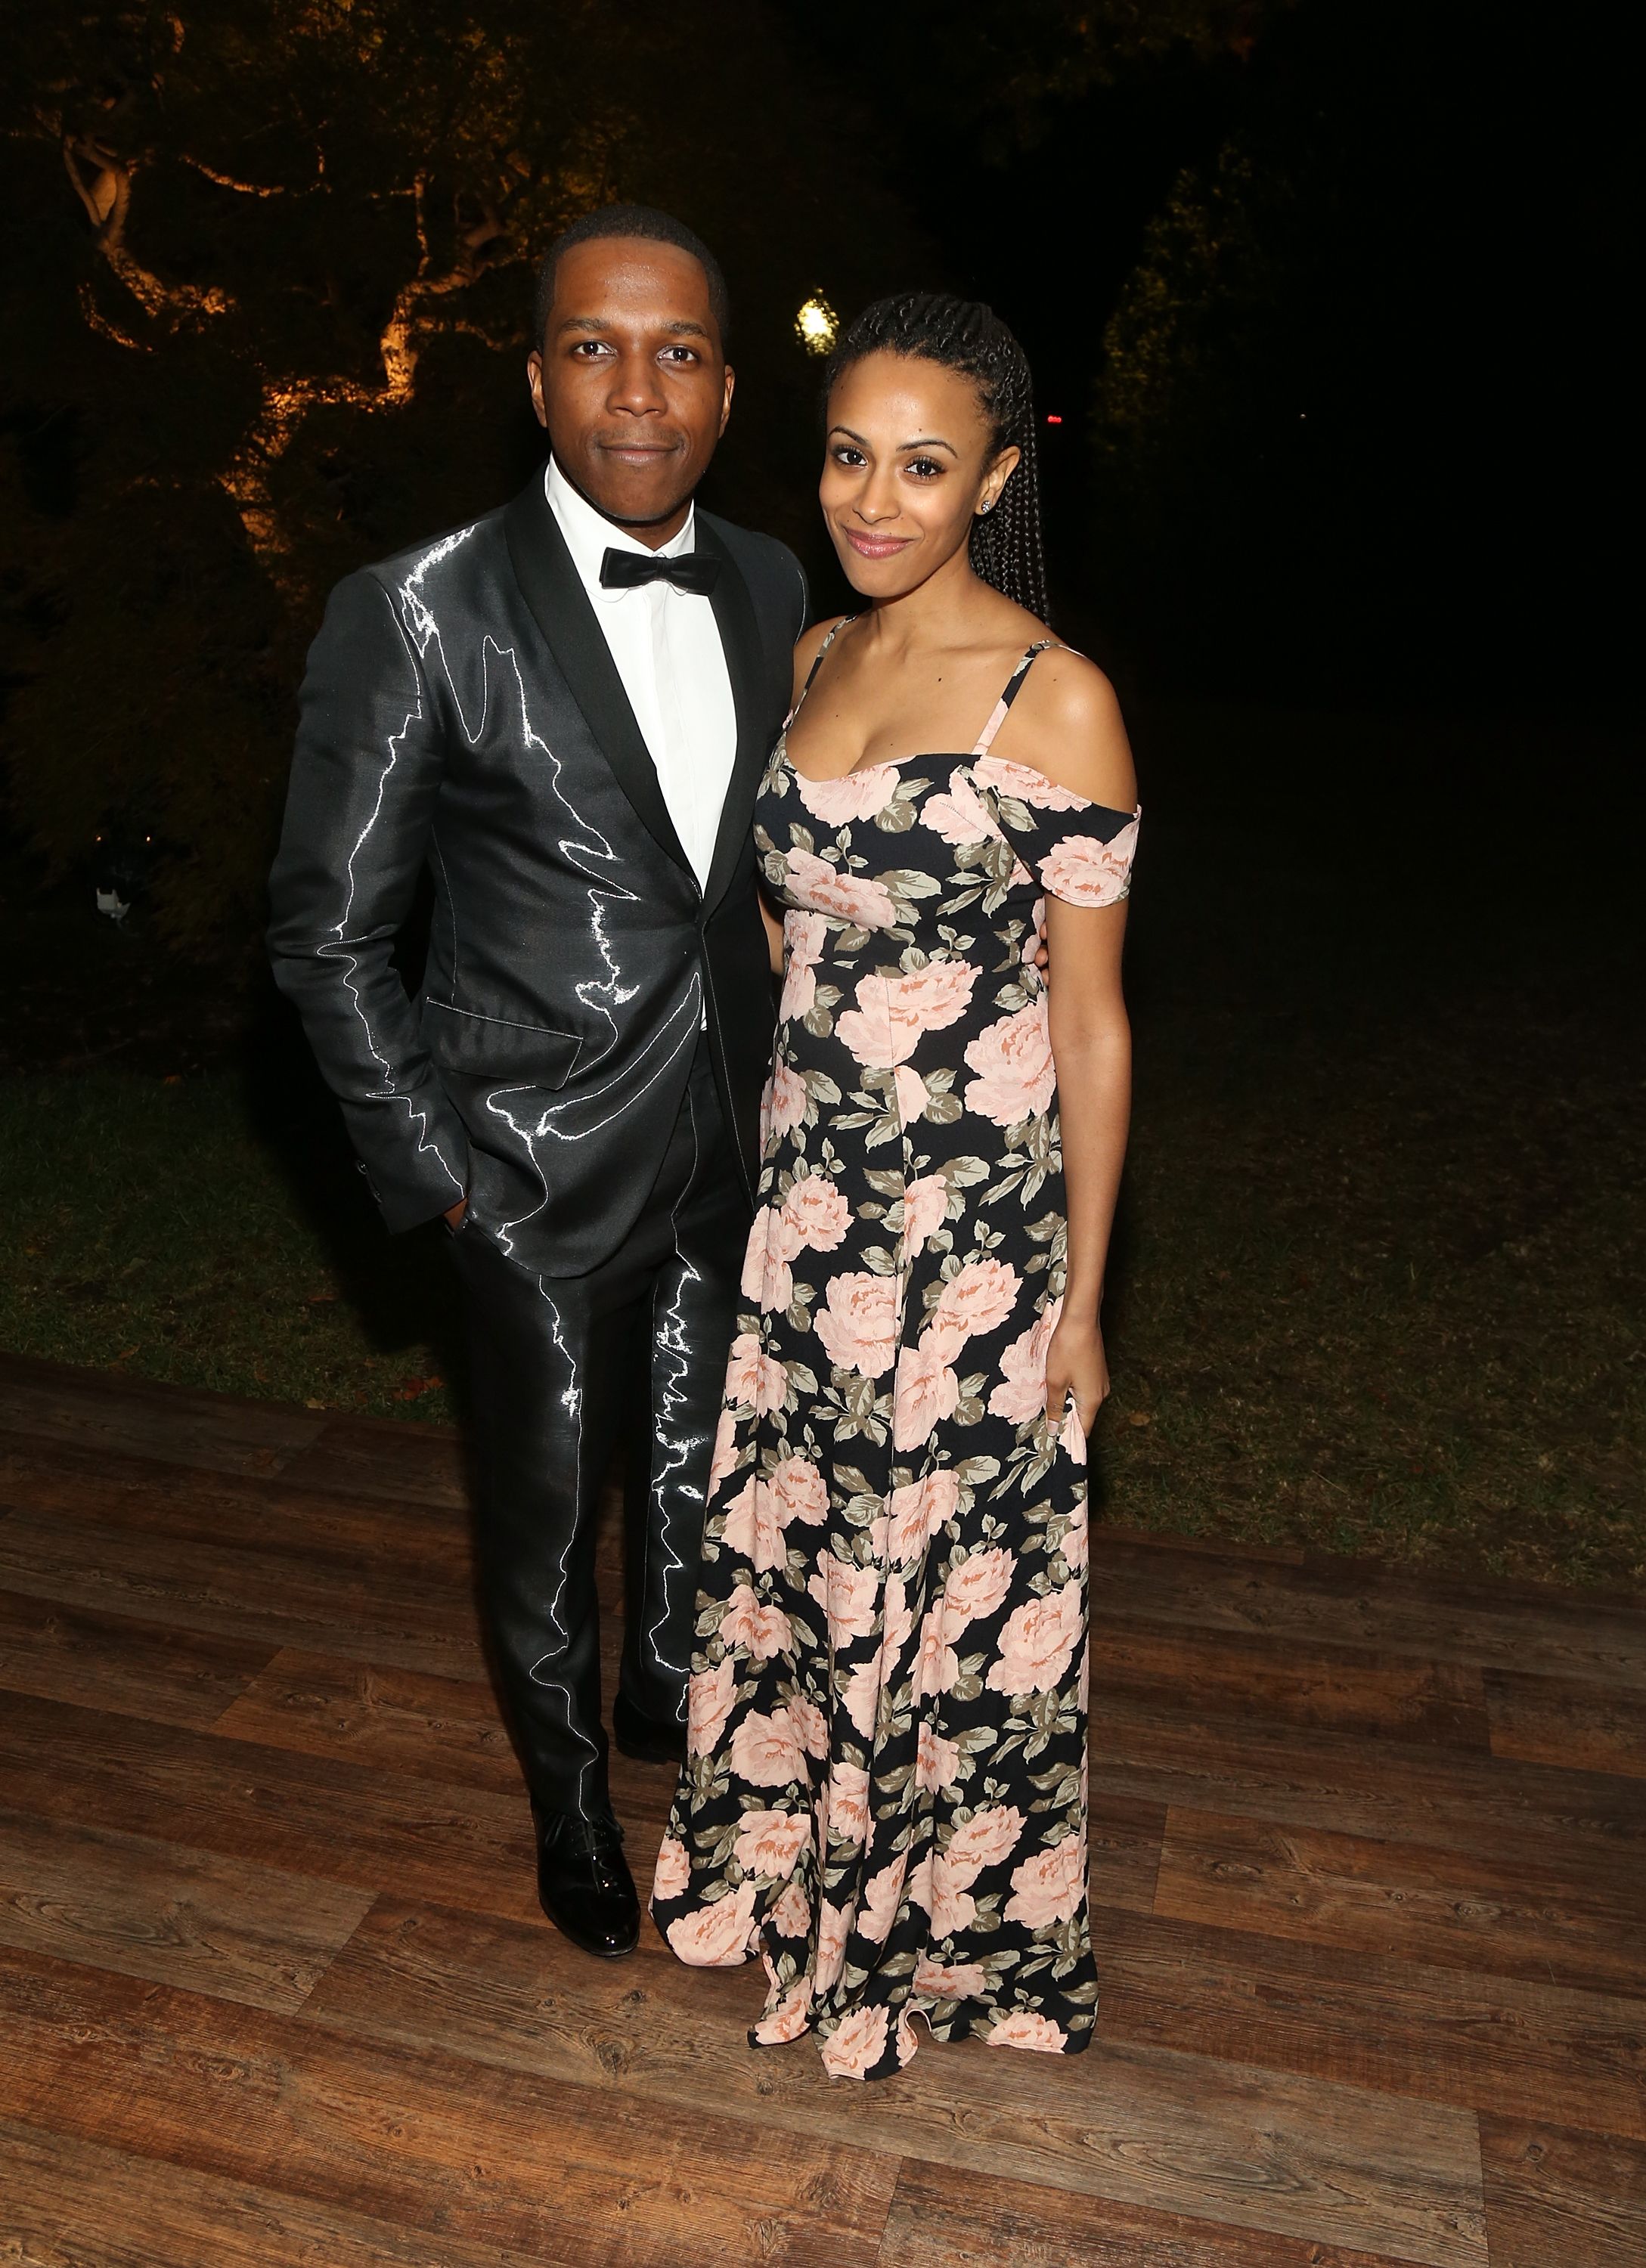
[{"xmin": 532, "ymin": 204, "xmax": 731, "ymax": 349}]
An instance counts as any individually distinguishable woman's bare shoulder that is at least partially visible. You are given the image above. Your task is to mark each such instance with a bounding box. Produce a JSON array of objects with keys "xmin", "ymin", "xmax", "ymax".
[
  {"xmin": 790, "ymin": 614, "xmax": 854, "ymax": 702},
  {"xmin": 1005, "ymin": 645, "xmax": 1136, "ymax": 810}
]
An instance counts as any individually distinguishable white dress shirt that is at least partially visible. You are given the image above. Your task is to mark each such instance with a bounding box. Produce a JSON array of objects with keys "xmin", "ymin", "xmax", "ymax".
[{"xmin": 544, "ymin": 456, "xmax": 737, "ymax": 893}]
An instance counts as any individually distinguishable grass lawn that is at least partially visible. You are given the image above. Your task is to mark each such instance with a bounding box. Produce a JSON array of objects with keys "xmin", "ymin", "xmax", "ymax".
[{"xmin": 4, "ymin": 702, "xmax": 1641, "ymax": 1589}]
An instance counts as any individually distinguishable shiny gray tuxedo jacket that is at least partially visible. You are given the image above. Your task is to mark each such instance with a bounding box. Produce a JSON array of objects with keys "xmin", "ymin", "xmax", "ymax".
[{"xmin": 267, "ymin": 476, "xmax": 805, "ymax": 1274}]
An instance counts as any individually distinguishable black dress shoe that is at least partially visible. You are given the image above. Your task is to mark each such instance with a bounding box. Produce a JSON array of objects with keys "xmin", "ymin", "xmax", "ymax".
[
  {"xmin": 531, "ymin": 1806, "xmax": 640, "ymax": 1958},
  {"xmin": 612, "ymin": 1691, "xmax": 687, "ymax": 1765}
]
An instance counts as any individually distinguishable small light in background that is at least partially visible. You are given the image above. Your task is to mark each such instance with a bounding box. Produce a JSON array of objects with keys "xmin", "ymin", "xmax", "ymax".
[
  {"xmin": 795, "ymin": 295, "xmax": 838, "ymax": 355},
  {"xmin": 1046, "ymin": 414, "xmax": 1063, "ymax": 425}
]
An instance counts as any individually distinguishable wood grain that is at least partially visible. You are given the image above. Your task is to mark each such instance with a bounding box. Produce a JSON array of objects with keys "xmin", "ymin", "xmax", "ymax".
[
  {"xmin": 1087, "ymin": 1613, "xmax": 1491, "ymax": 1746},
  {"xmin": 1088, "ymin": 1535, "xmax": 1646, "ymax": 1689},
  {"xmin": 0, "ymin": 1692, "xmax": 542, "ymax": 1926},
  {"xmin": 0, "ymin": 1585, "xmax": 274, "ymax": 1730},
  {"xmin": 303, "ymin": 1895, "xmax": 1488, "ymax": 2266},
  {"xmin": 212, "ymin": 1648, "xmax": 521, "ymax": 1792},
  {"xmin": 1486, "ymin": 1668, "xmax": 1646, "ymax": 1780},
  {"xmin": 0, "ymin": 1504, "xmax": 486, "ymax": 1680},
  {"xmin": 0, "ymin": 1808, "xmax": 372, "ymax": 2012},
  {"xmin": 1084, "ymin": 1688, "xmax": 1646, "ymax": 1868},
  {"xmin": 0, "ymin": 1354, "xmax": 324, "ymax": 1476},
  {"xmin": 1094, "ymin": 1905, "xmax": 1646, "ymax": 2143},
  {"xmin": 276, "ymin": 1413, "xmax": 469, "ymax": 1510},
  {"xmin": 0, "ymin": 2117, "xmax": 560, "ymax": 2268},
  {"xmin": 874, "ymin": 2153, "xmax": 1429, "ymax": 2267},
  {"xmin": 1479, "ymin": 2116, "xmax": 1646, "ymax": 2267},
  {"xmin": 1154, "ymin": 1808, "xmax": 1646, "ymax": 1994},
  {"xmin": 0, "ymin": 1950, "xmax": 900, "ymax": 2268}
]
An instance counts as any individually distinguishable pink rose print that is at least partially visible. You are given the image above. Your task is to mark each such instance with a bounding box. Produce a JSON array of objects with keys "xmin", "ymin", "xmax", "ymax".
[
  {"xmin": 725, "ymin": 1331, "xmax": 787, "ymax": 1415},
  {"xmin": 820, "ymin": 2001, "xmax": 891, "ymax": 2080},
  {"xmin": 1062, "ymin": 1498, "xmax": 1089, "ymax": 1571},
  {"xmin": 687, "ymin": 1656, "xmax": 736, "ymax": 1757},
  {"xmin": 921, "ymin": 767, "xmax": 998, "ymax": 846},
  {"xmin": 793, "ymin": 764, "xmax": 900, "ymax": 825},
  {"xmin": 784, "ymin": 1690, "xmax": 829, "ymax": 1759},
  {"xmin": 987, "ymin": 2009, "xmax": 1069, "ymax": 2053},
  {"xmin": 739, "ymin": 1204, "xmax": 802, "ymax": 1313},
  {"xmin": 1004, "ymin": 1830, "xmax": 1086, "ymax": 1929},
  {"xmin": 753, "ymin": 1973, "xmax": 814, "ymax": 2043},
  {"xmin": 733, "ymin": 1808, "xmax": 811, "ymax": 1880},
  {"xmin": 652, "ymin": 1833, "xmax": 689, "ymax": 1901},
  {"xmin": 781, "ymin": 1171, "xmax": 851, "ymax": 1252},
  {"xmin": 762, "ymin": 1059, "xmax": 808, "ymax": 1145},
  {"xmin": 879, "ymin": 1569, "xmax": 914, "ymax": 1679},
  {"xmin": 887, "ymin": 1468, "xmax": 960, "ymax": 1564},
  {"xmin": 823, "ymin": 1761, "xmax": 871, "ymax": 1846},
  {"xmin": 769, "ymin": 1453, "xmax": 829, "ymax": 1527},
  {"xmin": 1062, "ymin": 1404, "xmax": 1088, "ymax": 1464},
  {"xmin": 916, "ymin": 1722, "xmax": 961, "ymax": 1793},
  {"xmin": 900, "ymin": 1172, "xmax": 950, "ymax": 1255},
  {"xmin": 718, "ymin": 1582, "xmax": 793, "ymax": 1662},
  {"xmin": 912, "ymin": 1604, "xmax": 959, "ymax": 1700},
  {"xmin": 814, "ymin": 1898, "xmax": 851, "ymax": 1990},
  {"xmin": 892, "ymin": 1339, "xmax": 962, "ymax": 1452},
  {"xmin": 857, "ymin": 1854, "xmax": 907, "ymax": 1944},
  {"xmin": 944, "ymin": 1803, "xmax": 1026, "ymax": 1887},
  {"xmin": 922, "ymin": 1853, "xmax": 977, "ymax": 1938},
  {"xmin": 708, "ymin": 1406, "xmax": 739, "ymax": 1489},
  {"xmin": 962, "ymin": 996, "xmax": 1057, "ymax": 1128},
  {"xmin": 814, "ymin": 1270, "xmax": 899, "ymax": 1378},
  {"xmin": 988, "ymin": 1296, "xmax": 1062, "ymax": 1424},
  {"xmin": 782, "ymin": 847, "xmax": 898, "ymax": 931},
  {"xmin": 836, "ymin": 959, "xmax": 977, "ymax": 1069},
  {"xmin": 1039, "ymin": 814, "xmax": 1138, "ymax": 907},
  {"xmin": 925, "ymin": 1256, "xmax": 1021, "ymax": 1360},
  {"xmin": 665, "ymin": 1879, "xmax": 757, "ymax": 1966},
  {"xmin": 894, "ymin": 1063, "xmax": 929, "ymax": 1126},
  {"xmin": 914, "ymin": 1954, "xmax": 989, "ymax": 2001},
  {"xmin": 941, "ymin": 1545, "xmax": 1017, "ymax": 1631},
  {"xmin": 721, "ymin": 1475, "xmax": 785, "ymax": 1574},
  {"xmin": 770, "ymin": 1879, "xmax": 811, "ymax": 1938},
  {"xmin": 842, "ymin": 1656, "xmax": 883, "ymax": 1739},
  {"xmin": 807, "ymin": 1553, "xmax": 880, "ymax": 1645},
  {"xmin": 1020, "ymin": 899, "xmax": 1046, "ymax": 963},
  {"xmin": 779, "ymin": 910, "xmax": 827, "ymax": 1019},
  {"xmin": 974, "ymin": 751, "xmax": 1090, "ymax": 811},
  {"xmin": 986, "ymin": 1577, "xmax": 1084, "ymax": 1696},
  {"xmin": 729, "ymin": 1707, "xmax": 807, "ymax": 1788}
]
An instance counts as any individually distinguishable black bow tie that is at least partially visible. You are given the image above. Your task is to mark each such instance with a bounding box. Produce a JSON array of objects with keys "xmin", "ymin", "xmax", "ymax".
[{"xmin": 599, "ymin": 546, "xmax": 721, "ymax": 596}]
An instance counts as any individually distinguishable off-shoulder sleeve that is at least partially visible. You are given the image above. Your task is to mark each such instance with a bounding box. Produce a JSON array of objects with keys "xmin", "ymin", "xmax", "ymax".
[{"xmin": 972, "ymin": 753, "xmax": 1139, "ymax": 907}]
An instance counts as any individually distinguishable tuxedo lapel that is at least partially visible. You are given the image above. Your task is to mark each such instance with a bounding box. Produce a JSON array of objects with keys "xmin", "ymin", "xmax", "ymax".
[
  {"xmin": 696, "ymin": 517, "xmax": 774, "ymax": 919},
  {"xmin": 502, "ymin": 479, "xmax": 693, "ymax": 880}
]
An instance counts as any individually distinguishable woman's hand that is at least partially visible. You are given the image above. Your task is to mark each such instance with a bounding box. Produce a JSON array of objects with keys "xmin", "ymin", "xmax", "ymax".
[{"xmin": 1044, "ymin": 1312, "xmax": 1110, "ymax": 1439}]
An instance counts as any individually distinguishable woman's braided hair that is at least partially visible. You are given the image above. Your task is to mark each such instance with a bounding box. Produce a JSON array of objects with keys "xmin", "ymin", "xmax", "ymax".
[{"xmin": 826, "ymin": 290, "xmax": 1049, "ymax": 623}]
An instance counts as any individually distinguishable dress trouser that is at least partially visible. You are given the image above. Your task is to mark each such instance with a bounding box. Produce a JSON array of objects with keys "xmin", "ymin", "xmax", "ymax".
[{"xmin": 446, "ymin": 1040, "xmax": 746, "ymax": 1820}]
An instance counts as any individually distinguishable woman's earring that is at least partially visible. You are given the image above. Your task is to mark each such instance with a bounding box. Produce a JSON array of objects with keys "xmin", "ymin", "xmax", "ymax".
[{"xmin": 979, "ymin": 497, "xmax": 996, "ymax": 516}]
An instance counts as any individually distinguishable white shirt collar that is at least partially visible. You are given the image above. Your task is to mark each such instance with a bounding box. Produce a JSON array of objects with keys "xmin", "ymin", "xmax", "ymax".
[{"xmin": 545, "ymin": 455, "xmax": 695, "ymax": 605}]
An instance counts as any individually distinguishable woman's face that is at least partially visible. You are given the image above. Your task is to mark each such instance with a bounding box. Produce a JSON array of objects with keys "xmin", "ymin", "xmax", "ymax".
[{"xmin": 820, "ymin": 351, "xmax": 1018, "ymax": 601}]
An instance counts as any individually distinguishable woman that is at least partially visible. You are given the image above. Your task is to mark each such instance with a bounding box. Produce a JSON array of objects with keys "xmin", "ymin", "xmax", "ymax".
[{"xmin": 650, "ymin": 292, "xmax": 1138, "ymax": 2080}]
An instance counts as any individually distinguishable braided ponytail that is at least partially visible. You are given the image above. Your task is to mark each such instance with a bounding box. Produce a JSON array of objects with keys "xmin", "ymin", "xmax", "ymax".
[{"xmin": 825, "ymin": 291, "xmax": 1049, "ymax": 623}]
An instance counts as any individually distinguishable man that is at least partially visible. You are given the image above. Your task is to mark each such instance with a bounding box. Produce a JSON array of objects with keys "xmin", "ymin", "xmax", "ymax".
[{"xmin": 268, "ymin": 206, "xmax": 804, "ymax": 1957}]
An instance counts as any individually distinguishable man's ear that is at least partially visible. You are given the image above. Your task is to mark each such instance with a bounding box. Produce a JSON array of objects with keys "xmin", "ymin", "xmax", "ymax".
[
  {"xmin": 526, "ymin": 349, "xmax": 550, "ymax": 431},
  {"xmin": 719, "ymin": 363, "xmax": 736, "ymax": 437}
]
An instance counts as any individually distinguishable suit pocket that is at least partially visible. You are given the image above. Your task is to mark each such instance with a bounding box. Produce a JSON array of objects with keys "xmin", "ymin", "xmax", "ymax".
[{"xmin": 420, "ymin": 999, "xmax": 581, "ymax": 1086}]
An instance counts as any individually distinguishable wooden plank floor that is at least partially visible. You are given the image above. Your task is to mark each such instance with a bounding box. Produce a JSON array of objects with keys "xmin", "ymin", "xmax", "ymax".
[{"xmin": 2, "ymin": 1351, "xmax": 1642, "ymax": 2267}]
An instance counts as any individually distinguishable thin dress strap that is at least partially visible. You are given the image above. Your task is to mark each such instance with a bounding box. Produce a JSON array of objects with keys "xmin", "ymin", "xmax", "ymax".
[
  {"xmin": 971, "ymin": 640, "xmax": 1062, "ymax": 758},
  {"xmin": 783, "ymin": 616, "xmax": 858, "ymax": 730}
]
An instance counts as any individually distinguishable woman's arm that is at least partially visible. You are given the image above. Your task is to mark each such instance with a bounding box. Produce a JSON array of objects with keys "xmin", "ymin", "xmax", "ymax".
[
  {"xmin": 1043, "ymin": 897, "xmax": 1130, "ymax": 1432},
  {"xmin": 1007, "ymin": 651, "xmax": 1139, "ymax": 1435}
]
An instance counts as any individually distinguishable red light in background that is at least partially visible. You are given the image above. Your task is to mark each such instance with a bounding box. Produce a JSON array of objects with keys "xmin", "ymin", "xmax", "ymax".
[{"xmin": 1046, "ymin": 414, "xmax": 1063, "ymax": 425}]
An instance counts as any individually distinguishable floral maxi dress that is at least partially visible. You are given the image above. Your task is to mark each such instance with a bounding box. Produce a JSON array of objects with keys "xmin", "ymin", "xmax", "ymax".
[{"xmin": 651, "ymin": 634, "xmax": 1140, "ymax": 2080}]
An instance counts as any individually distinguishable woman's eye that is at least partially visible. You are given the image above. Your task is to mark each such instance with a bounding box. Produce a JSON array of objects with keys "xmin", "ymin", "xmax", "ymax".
[
  {"xmin": 906, "ymin": 457, "xmax": 944, "ymax": 480},
  {"xmin": 832, "ymin": 445, "xmax": 866, "ymax": 467}
]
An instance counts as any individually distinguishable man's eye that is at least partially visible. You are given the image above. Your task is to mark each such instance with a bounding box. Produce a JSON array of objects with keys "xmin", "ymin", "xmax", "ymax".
[
  {"xmin": 662, "ymin": 345, "xmax": 699, "ymax": 364},
  {"xmin": 572, "ymin": 340, "xmax": 611, "ymax": 357}
]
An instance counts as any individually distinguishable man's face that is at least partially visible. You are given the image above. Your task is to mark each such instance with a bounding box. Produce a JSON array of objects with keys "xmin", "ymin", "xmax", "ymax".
[{"xmin": 527, "ymin": 237, "xmax": 733, "ymax": 544}]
